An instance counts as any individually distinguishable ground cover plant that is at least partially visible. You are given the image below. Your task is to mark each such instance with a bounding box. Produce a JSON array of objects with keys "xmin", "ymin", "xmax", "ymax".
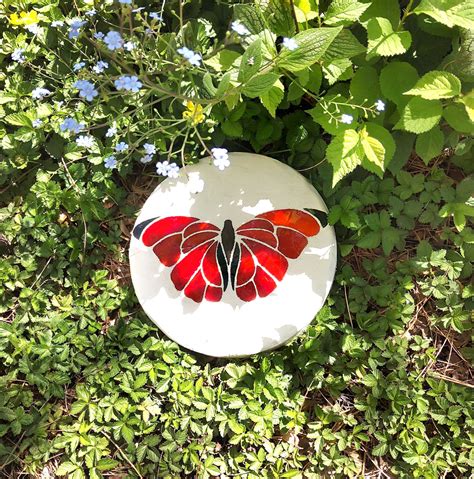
[{"xmin": 0, "ymin": 0, "xmax": 473, "ymax": 477}]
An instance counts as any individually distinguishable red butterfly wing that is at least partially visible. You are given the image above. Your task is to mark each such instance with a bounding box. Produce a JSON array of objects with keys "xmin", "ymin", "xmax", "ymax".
[
  {"xmin": 235, "ymin": 209, "xmax": 324, "ymax": 301},
  {"xmin": 134, "ymin": 217, "xmax": 223, "ymax": 303}
]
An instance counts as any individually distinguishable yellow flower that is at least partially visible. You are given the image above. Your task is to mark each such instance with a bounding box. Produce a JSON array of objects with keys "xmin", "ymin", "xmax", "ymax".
[
  {"xmin": 182, "ymin": 101, "xmax": 205, "ymax": 125},
  {"xmin": 9, "ymin": 10, "xmax": 39, "ymax": 27}
]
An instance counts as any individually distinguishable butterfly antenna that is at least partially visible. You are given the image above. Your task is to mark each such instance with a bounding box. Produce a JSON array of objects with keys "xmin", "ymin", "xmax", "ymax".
[
  {"xmin": 304, "ymin": 209, "xmax": 328, "ymax": 228},
  {"xmin": 132, "ymin": 217, "xmax": 159, "ymax": 239}
]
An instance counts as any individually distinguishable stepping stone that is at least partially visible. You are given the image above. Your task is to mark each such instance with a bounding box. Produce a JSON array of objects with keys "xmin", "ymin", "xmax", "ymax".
[{"xmin": 130, "ymin": 152, "xmax": 337, "ymax": 357}]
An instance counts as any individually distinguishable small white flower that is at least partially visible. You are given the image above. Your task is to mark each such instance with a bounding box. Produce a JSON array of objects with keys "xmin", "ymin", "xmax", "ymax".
[
  {"xmin": 73, "ymin": 61, "xmax": 86, "ymax": 72},
  {"xmin": 156, "ymin": 160, "xmax": 170, "ymax": 176},
  {"xmin": 32, "ymin": 119, "xmax": 43, "ymax": 128},
  {"xmin": 282, "ymin": 37, "xmax": 298, "ymax": 51},
  {"xmin": 124, "ymin": 41, "xmax": 135, "ymax": 51},
  {"xmin": 32, "ymin": 87, "xmax": 51, "ymax": 100},
  {"xmin": 115, "ymin": 141, "xmax": 129, "ymax": 152},
  {"xmin": 177, "ymin": 46, "xmax": 202, "ymax": 67},
  {"xmin": 12, "ymin": 48, "xmax": 26, "ymax": 63},
  {"xmin": 104, "ymin": 155, "xmax": 117, "ymax": 169},
  {"xmin": 92, "ymin": 60, "xmax": 109, "ymax": 74},
  {"xmin": 150, "ymin": 12, "xmax": 162, "ymax": 21},
  {"xmin": 340, "ymin": 114, "xmax": 353, "ymax": 124},
  {"xmin": 85, "ymin": 9, "xmax": 96, "ymax": 16},
  {"xmin": 143, "ymin": 143, "xmax": 156, "ymax": 155},
  {"xmin": 231, "ymin": 21, "xmax": 250, "ymax": 36},
  {"xmin": 105, "ymin": 125, "xmax": 117, "ymax": 137},
  {"xmin": 167, "ymin": 162, "xmax": 180, "ymax": 178},
  {"xmin": 375, "ymin": 99, "xmax": 385, "ymax": 112},
  {"xmin": 76, "ymin": 135, "xmax": 95, "ymax": 148},
  {"xmin": 51, "ymin": 20, "xmax": 64, "ymax": 27},
  {"xmin": 26, "ymin": 24, "xmax": 42, "ymax": 35},
  {"xmin": 140, "ymin": 154, "xmax": 153, "ymax": 164},
  {"xmin": 211, "ymin": 147, "xmax": 230, "ymax": 171}
]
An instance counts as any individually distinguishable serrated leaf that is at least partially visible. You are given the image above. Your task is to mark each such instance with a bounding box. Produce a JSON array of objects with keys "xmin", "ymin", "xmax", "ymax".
[
  {"xmin": 360, "ymin": 0, "xmax": 401, "ymax": 29},
  {"xmin": 460, "ymin": 91, "xmax": 474, "ymax": 121},
  {"xmin": 326, "ymin": 129, "xmax": 363, "ymax": 186},
  {"xmin": 96, "ymin": 459, "xmax": 119, "ymax": 471},
  {"xmin": 134, "ymin": 373, "xmax": 148, "ymax": 389},
  {"xmin": 367, "ymin": 18, "xmax": 412, "ymax": 57},
  {"xmin": 372, "ymin": 441, "xmax": 388, "ymax": 456},
  {"xmin": 415, "ymin": 127, "xmax": 444, "ymax": 164},
  {"xmin": 242, "ymin": 73, "xmax": 279, "ymax": 98},
  {"xmin": 396, "ymin": 97, "xmax": 442, "ymax": 133},
  {"xmin": 56, "ymin": 463, "xmax": 79, "ymax": 475},
  {"xmin": 233, "ymin": 4, "xmax": 267, "ymax": 34},
  {"xmin": 324, "ymin": 0, "xmax": 370, "ymax": 25},
  {"xmin": 414, "ymin": 0, "xmax": 474, "ymax": 29},
  {"xmin": 322, "ymin": 58, "xmax": 352, "ymax": 85},
  {"xmin": 321, "ymin": 29, "xmax": 365, "ymax": 63},
  {"xmin": 443, "ymin": 104, "xmax": 474, "ymax": 134},
  {"xmin": 380, "ymin": 61, "xmax": 419, "ymax": 105},
  {"xmin": 365, "ymin": 123, "xmax": 396, "ymax": 165},
  {"xmin": 260, "ymin": 79, "xmax": 284, "ymax": 117},
  {"xmin": 4, "ymin": 113, "xmax": 32, "ymax": 127},
  {"xmin": 121, "ymin": 424, "xmax": 134, "ymax": 443},
  {"xmin": 277, "ymin": 27, "xmax": 342, "ymax": 72},
  {"xmin": 266, "ymin": 0, "xmax": 296, "ymax": 36},
  {"xmin": 360, "ymin": 130, "xmax": 385, "ymax": 178},
  {"xmin": 405, "ymin": 71, "xmax": 461, "ymax": 99}
]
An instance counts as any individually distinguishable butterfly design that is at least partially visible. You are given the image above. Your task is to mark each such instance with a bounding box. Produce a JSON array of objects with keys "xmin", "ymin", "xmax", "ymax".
[{"xmin": 133, "ymin": 208, "xmax": 328, "ymax": 303}]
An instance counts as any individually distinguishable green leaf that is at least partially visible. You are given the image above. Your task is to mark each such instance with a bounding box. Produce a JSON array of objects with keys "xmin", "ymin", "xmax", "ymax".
[
  {"xmin": 443, "ymin": 104, "xmax": 474, "ymax": 134},
  {"xmin": 360, "ymin": 129, "xmax": 385, "ymax": 178},
  {"xmin": 277, "ymin": 27, "xmax": 342, "ymax": 72},
  {"xmin": 233, "ymin": 4, "xmax": 267, "ymax": 34},
  {"xmin": 365, "ymin": 123, "xmax": 396, "ymax": 165},
  {"xmin": 221, "ymin": 120, "xmax": 243, "ymax": 137},
  {"xmin": 4, "ymin": 113, "xmax": 32, "ymax": 127},
  {"xmin": 395, "ymin": 97, "xmax": 442, "ymax": 133},
  {"xmin": 372, "ymin": 441, "xmax": 388, "ymax": 456},
  {"xmin": 324, "ymin": 0, "xmax": 370, "ymax": 26},
  {"xmin": 121, "ymin": 424, "xmax": 134, "ymax": 443},
  {"xmin": 326, "ymin": 129, "xmax": 363, "ymax": 186},
  {"xmin": 56, "ymin": 463, "xmax": 79, "ymax": 475},
  {"xmin": 134, "ymin": 373, "xmax": 148, "ymax": 389},
  {"xmin": 96, "ymin": 459, "xmax": 119, "ymax": 471},
  {"xmin": 266, "ymin": 0, "xmax": 296, "ymax": 36},
  {"xmin": 260, "ymin": 79, "xmax": 284, "ymax": 117},
  {"xmin": 321, "ymin": 29, "xmax": 366, "ymax": 61},
  {"xmin": 415, "ymin": 127, "xmax": 444, "ymax": 164},
  {"xmin": 414, "ymin": 0, "xmax": 474, "ymax": 29},
  {"xmin": 322, "ymin": 58, "xmax": 352, "ymax": 85},
  {"xmin": 242, "ymin": 73, "xmax": 279, "ymax": 98},
  {"xmin": 380, "ymin": 61, "xmax": 419, "ymax": 105},
  {"xmin": 238, "ymin": 39, "xmax": 262, "ymax": 83},
  {"xmin": 405, "ymin": 71, "xmax": 461, "ymax": 99},
  {"xmin": 367, "ymin": 18, "xmax": 412, "ymax": 58},
  {"xmin": 360, "ymin": 0, "xmax": 401, "ymax": 29},
  {"xmin": 350, "ymin": 66, "xmax": 381, "ymax": 104}
]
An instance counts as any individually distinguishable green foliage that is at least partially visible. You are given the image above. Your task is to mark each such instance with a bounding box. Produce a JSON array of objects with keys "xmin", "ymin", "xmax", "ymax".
[{"xmin": 0, "ymin": 0, "xmax": 473, "ymax": 478}]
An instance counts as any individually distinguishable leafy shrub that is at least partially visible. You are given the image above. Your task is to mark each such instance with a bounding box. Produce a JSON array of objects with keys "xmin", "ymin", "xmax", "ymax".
[{"xmin": 0, "ymin": 0, "xmax": 473, "ymax": 478}]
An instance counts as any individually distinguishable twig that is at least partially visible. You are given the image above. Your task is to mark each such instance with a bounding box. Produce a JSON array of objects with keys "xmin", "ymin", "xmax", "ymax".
[{"xmin": 100, "ymin": 431, "xmax": 143, "ymax": 479}]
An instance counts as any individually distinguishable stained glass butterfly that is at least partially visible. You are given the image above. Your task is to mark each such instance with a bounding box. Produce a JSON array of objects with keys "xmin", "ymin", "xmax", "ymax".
[{"xmin": 133, "ymin": 208, "xmax": 328, "ymax": 303}]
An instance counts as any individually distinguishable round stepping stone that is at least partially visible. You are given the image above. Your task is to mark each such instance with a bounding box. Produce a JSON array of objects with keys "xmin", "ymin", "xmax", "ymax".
[{"xmin": 130, "ymin": 152, "xmax": 337, "ymax": 357}]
